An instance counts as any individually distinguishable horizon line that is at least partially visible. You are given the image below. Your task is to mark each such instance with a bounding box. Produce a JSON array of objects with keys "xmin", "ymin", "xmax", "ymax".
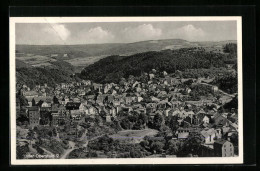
[{"xmin": 15, "ymin": 38, "xmax": 237, "ymax": 46}]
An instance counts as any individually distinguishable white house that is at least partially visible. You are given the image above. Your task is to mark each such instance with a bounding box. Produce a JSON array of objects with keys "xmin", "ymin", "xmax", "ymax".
[
  {"xmin": 201, "ymin": 128, "xmax": 217, "ymax": 145},
  {"xmin": 85, "ymin": 106, "xmax": 97, "ymax": 116},
  {"xmin": 41, "ymin": 101, "xmax": 51, "ymax": 108},
  {"xmin": 203, "ymin": 115, "xmax": 210, "ymax": 124}
]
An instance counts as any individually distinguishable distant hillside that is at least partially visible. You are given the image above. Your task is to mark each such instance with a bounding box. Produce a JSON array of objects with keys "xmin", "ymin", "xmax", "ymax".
[
  {"xmin": 16, "ymin": 59, "xmax": 31, "ymax": 68},
  {"xmin": 98, "ymin": 39, "xmax": 192, "ymax": 56},
  {"xmin": 80, "ymin": 47, "xmax": 236, "ymax": 84},
  {"xmin": 16, "ymin": 39, "xmax": 236, "ymax": 71},
  {"xmin": 16, "ymin": 39, "xmax": 236, "ymax": 58},
  {"xmin": 16, "ymin": 43, "xmax": 122, "ymax": 58},
  {"xmin": 47, "ymin": 60, "xmax": 75, "ymax": 73}
]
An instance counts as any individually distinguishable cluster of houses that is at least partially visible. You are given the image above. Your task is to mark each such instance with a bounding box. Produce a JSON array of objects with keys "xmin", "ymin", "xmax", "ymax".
[{"xmin": 16, "ymin": 69, "xmax": 238, "ymax": 157}]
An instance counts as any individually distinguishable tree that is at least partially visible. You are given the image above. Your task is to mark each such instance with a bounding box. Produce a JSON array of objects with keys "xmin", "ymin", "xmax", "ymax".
[
  {"xmin": 153, "ymin": 113, "xmax": 164, "ymax": 130},
  {"xmin": 169, "ymin": 116, "xmax": 179, "ymax": 132},
  {"xmin": 95, "ymin": 115, "xmax": 103, "ymax": 125},
  {"xmin": 120, "ymin": 118, "xmax": 131, "ymax": 129},
  {"xmin": 132, "ymin": 119, "xmax": 141, "ymax": 130},
  {"xmin": 140, "ymin": 140, "xmax": 149, "ymax": 148},
  {"xmin": 178, "ymin": 133, "xmax": 204, "ymax": 156},
  {"xmin": 17, "ymin": 144, "xmax": 29, "ymax": 159},
  {"xmin": 17, "ymin": 95, "xmax": 29, "ymax": 106},
  {"xmin": 26, "ymin": 129, "xmax": 35, "ymax": 145},
  {"xmin": 98, "ymin": 134, "xmax": 113, "ymax": 145},
  {"xmin": 36, "ymin": 145, "xmax": 44, "ymax": 155},
  {"xmin": 166, "ymin": 139, "xmax": 180, "ymax": 155},
  {"xmin": 139, "ymin": 113, "xmax": 148, "ymax": 125},
  {"xmin": 86, "ymin": 150, "xmax": 98, "ymax": 158},
  {"xmin": 32, "ymin": 98, "xmax": 36, "ymax": 106},
  {"xmin": 183, "ymin": 79, "xmax": 193, "ymax": 86},
  {"xmin": 23, "ymin": 121, "xmax": 29, "ymax": 128},
  {"xmin": 150, "ymin": 141, "xmax": 164, "ymax": 154},
  {"xmin": 110, "ymin": 120, "xmax": 122, "ymax": 131},
  {"xmin": 223, "ymin": 43, "xmax": 237, "ymax": 54},
  {"xmin": 99, "ymin": 110, "xmax": 107, "ymax": 119},
  {"xmin": 53, "ymin": 96, "xmax": 60, "ymax": 104},
  {"xmin": 130, "ymin": 149, "xmax": 143, "ymax": 158},
  {"xmin": 230, "ymin": 133, "xmax": 238, "ymax": 146},
  {"xmin": 223, "ymin": 95, "xmax": 238, "ymax": 111}
]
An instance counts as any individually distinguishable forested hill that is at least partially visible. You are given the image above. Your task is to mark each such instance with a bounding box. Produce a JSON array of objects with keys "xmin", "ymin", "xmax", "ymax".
[
  {"xmin": 16, "ymin": 60, "xmax": 79, "ymax": 88},
  {"xmin": 80, "ymin": 47, "xmax": 237, "ymax": 84}
]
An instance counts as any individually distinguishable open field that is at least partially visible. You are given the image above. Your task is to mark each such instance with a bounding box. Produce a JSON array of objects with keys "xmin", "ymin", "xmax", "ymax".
[
  {"xmin": 16, "ymin": 53, "xmax": 108, "ymax": 72},
  {"xmin": 17, "ymin": 55, "xmax": 57, "ymax": 67},
  {"xmin": 109, "ymin": 129, "xmax": 158, "ymax": 143},
  {"xmin": 65, "ymin": 55, "xmax": 107, "ymax": 67}
]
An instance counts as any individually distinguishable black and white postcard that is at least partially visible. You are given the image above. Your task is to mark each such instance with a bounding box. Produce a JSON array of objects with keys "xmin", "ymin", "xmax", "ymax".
[{"xmin": 10, "ymin": 17, "xmax": 243, "ymax": 164}]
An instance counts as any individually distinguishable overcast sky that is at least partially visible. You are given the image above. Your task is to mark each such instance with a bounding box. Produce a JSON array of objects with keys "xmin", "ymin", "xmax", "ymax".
[{"xmin": 16, "ymin": 21, "xmax": 237, "ymax": 45}]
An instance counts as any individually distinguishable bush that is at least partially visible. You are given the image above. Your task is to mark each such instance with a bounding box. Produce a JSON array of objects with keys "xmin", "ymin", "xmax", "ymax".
[
  {"xmin": 130, "ymin": 149, "xmax": 143, "ymax": 158},
  {"xmin": 16, "ymin": 144, "xmax": 29, "ymax": 159},
  {"xmin": 36, "ymin": 145, "xmax": 45, "ymax": 155}
]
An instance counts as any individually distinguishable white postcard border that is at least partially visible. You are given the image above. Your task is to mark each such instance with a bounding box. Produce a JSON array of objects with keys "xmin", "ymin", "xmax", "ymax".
[{"xmin": 10, "ymin": 16, "xmax": 243, "ymax": 165}]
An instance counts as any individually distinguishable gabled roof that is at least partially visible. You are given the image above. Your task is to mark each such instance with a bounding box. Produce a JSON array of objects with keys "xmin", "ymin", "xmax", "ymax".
[
  {"xmin": 185, "ymin": 111, "xmax": 195, "ymax": 115},
  {"xmin": 214, "ymin": 114, "xmax": 229, "ymax": 126},
  {"xmin": 197, "ymin": 109, "xmax": 206, "ymax": 114},
  {"xmin": 66, "ymin": 102, "xmax": 82, "ymax": 110},
  {"xmin": 23, "ymin": 91, "xmax": 38, "ymax": 96},
  {"xmin": 28, "ymin": 106, "xmax": 39, "ymax": 111},
  {"xmin": 58, "ymin": 104, "xmax": 66, "ymax": 110},
  {"xmin": 51, "ymin": 104, "xmax": 59, "ymax": 111},
  {"xmin": 36, "ymin": 100, "xmax": 44, "ymax": 107},
  {"xmin": 201, "ymin": 128, "xmax": 216, "ymax": 138},
  {"xmin": 27, "ymin": 96, "xmax": 52, "ymax": 103}
]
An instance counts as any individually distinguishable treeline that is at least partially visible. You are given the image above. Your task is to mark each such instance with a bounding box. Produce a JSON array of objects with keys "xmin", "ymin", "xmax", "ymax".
[
  {"xmin": 80, "ymin": 47, "xmax": 236, "ymax": 84},
  {"xmin": 181, "ymin": 67, "xmax": 233, "ymax": 79},
  {"xmin": 48, "ymin": 60, "xmax": 75, "ymax": 73}
]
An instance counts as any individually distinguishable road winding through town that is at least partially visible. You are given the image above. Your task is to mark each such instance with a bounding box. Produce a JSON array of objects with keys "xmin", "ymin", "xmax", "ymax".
[
  {"xmin": 60, "ymin": 141, "xmax": 76, "ymax": 159},
  {"xmin": 197, "ymin": 82, "xmax": 236, "ymax": 98}
]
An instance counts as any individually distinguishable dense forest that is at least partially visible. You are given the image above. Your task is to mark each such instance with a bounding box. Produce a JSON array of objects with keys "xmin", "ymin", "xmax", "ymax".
[
  {"xmin": 16, "ymin": 68, "xmax": 72, "ymax": 88},
  {"xmin": 16, "ymin": 60, "xmax": 79, "ymax": 88},
  {"xmin": 223, "ymin": 43, "xmax": 237, "ymax": 54},
  {"xmin": 80, "ymin": 47, "xmax": 236, "ymax": 84},
  {"xmin": 212, "ymin": 73, "xmax": 238, "ymax": 94}
]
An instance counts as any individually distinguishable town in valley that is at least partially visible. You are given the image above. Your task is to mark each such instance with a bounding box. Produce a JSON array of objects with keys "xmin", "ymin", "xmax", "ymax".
[
  {"xmin": 15, "ymin": 21, "xmax": 239, "ymax": 159},
  {"xmin": 16, "ymin": 61, "xmax": 238, "ymax": 159}
]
